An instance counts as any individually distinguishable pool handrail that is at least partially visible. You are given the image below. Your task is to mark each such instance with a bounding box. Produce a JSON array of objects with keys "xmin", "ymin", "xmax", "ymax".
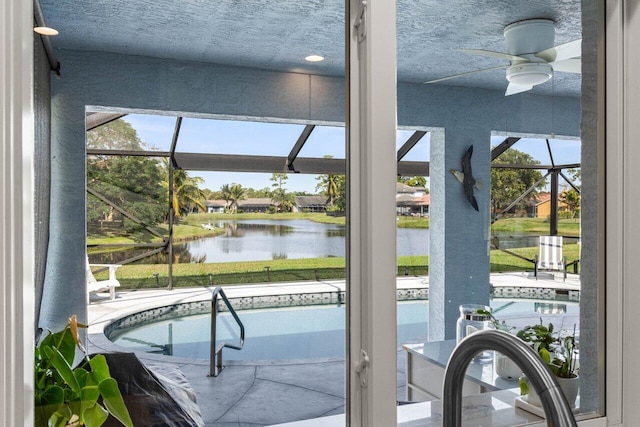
[{"xmin": 209, "ymin": 286, "xmax": 245, "ymax": 377}]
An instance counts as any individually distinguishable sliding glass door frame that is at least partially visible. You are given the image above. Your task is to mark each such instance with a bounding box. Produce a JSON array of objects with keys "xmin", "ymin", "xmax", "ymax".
[{"xmin": 346, "ymin": 0, "xmax": 398, "ymax": 425}]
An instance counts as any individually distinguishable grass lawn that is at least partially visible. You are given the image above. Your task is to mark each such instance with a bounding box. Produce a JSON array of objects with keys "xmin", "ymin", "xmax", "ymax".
[
  {"xmin": 491, "ymin": 217, "xmax": 581, "ymax": 237},
  {"xmin": 87, "ymin": 223, "xmax": 224, "ymax": 248},
  {"xmin": 95, "ymin": 243, "xmax": 581, "ymax": 289},
  {"xmin": 397, "ymin": 216, "xmax": 429, "ymax": 228},
  {"xmin": 88, "ymin": 212, "xmax": 581, "ymax": 288}
]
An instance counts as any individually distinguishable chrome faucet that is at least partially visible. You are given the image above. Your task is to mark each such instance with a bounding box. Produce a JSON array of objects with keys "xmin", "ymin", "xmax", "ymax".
[{"xmin": 442, "ymin": 329, "xmax": 577, "ymax": 426}]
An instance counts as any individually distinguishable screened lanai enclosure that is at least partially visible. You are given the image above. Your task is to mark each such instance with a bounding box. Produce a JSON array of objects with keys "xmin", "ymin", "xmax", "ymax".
[
  {"xmin": 86, "ymin": 113, "xmax": 432, "ymax": 287},
  {"xmin": 87, "ymin": 113, "xmax": 580, "ymax": 288}
]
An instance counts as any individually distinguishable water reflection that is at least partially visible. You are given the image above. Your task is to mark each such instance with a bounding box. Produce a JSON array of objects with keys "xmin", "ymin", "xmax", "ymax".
[
  {"xmin": 91, "ymin": 219, "xmax": 431, "ymax": 264},
  {"xmin": 222, "ymin": 221, "xmax": 297, "ymax": 237},
  {"xmin": 325, "ymin": 228, "xmax": 344, "ymax": 238},
  {"xmin": 91, "ymin": 221, "xmax": 573, "ymax": 265},
  {"xmin": 191, "ymin": 219, "xmax": 348, "ymax": 262},
  {"xmin": 89, "ymin": 243, "xmax": 205, "ymax": 265},
  {"xmin": 535, "ymin": 302, "xmax": 567, "ymax": 314}
]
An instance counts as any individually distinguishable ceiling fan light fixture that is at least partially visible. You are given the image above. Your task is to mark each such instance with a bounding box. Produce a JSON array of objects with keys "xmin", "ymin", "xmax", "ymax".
[
  {"xmin": 504, "ymin": 19, "xmax": 555, "ymax": 56},
  {"xmin": 506, "ymin": 63, "xmax": 553, "ymax": 87}
]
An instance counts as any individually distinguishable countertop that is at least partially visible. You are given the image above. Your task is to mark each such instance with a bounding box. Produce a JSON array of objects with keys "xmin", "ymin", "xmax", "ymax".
[
  {"xmin": 403, "ymin": 339, "xmax": 521, "ymax": 391},
  {"xmin": 269, "ymin": 389, "xmax": 545, "ymax": 426}
]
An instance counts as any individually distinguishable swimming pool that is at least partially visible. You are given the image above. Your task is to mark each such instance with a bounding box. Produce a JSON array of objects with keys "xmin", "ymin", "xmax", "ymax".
[{"xmin": 107, "ymin": 298, "xmax": 579, "ymax": 361}]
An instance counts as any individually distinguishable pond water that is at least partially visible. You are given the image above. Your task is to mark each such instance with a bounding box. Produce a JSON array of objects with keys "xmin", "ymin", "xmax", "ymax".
[
  {"xmin": 184, "ymin": 219, "xmax": 428, "ymax": 262},
  {"xmin": 92, "ymin": 219, "xmax": 575, "ymax": 264}
]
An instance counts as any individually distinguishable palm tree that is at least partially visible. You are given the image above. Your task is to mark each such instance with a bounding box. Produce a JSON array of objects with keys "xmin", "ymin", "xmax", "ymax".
[
  {"xmin": 315, "ymin": 173, "xmax": 340, "ymax": 206},
  {"xmin": 315, "ymin": 156, "xmax": 345, "ymax": 208},
  {"xmin": 559, "ymin": 189, "xmax": 581, "ymax": 219},
  {"xmin": 174, "ymin": 170, "xmax": 206, "ymax": 216},
  {"xmin": 220, "ymin": 183, "xmax": 246, "ymax": 213},
  {"xmin": 271, "ymin": 188, "xmax": 294, "ymax": 212},
  {"xmin": 162, "ymin": 160, "xmax": 206, "ymax": 221},
  {"xmin": 229, "ymin": 183, "xmax": 247, "ymax": 213},
  {"xmin": 220, "ymin": 183, "xmax": 233, "ymax": 212}
]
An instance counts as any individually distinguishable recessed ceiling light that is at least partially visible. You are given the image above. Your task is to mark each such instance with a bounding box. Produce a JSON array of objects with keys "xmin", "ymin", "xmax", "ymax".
[
  {"xmin": 34, "ymin": 26, "xmax": 59, "ymax": 36},
  {"xmin": 305, "ymin": 55, "xmax": 324, "ymax": 62}
]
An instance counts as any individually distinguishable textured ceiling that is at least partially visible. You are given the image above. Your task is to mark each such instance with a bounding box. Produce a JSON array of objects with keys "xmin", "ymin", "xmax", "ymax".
[{"xmin": 39, "ymin": 0, "xmax": 581, "ymax": 97}]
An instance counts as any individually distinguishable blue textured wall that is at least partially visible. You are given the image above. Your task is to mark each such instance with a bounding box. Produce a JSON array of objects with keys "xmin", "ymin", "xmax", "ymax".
[
  {"xmin": 398, "ymin": 82, "xmax": 579, "ymax": 339},
  {"xmin": 34, "ymin": 36, "xmax": 51, "ymax": 335},
  {"xmin": 45, "ymin": 49, "xmax": 580, "ymax": 340}
]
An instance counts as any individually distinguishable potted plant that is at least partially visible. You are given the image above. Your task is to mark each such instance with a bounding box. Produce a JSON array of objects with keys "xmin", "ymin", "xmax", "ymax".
[
  {"xmin": 35, "ymin": 315, "xmax": 134, "ymax": 427},
  {"xmin": 515, "ymin": 321, "xmax": 556, "ymax": 363},
  {"xmin": 546, "ymin": 330, "xmax": 579, "ymax": 408},
  {"xmin": 517, "ymin": 321, "xmax": 579, "ymax": 409}
]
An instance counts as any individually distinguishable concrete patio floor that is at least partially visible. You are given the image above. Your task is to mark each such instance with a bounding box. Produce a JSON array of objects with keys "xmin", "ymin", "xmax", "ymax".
[{"xmin": 87, "ymin": 273, "xmax": 580, "ymax": 427}]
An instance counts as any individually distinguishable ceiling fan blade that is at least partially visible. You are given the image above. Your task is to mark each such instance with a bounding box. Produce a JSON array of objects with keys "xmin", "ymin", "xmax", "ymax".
[
  {"xmin": 551, "ymin": 58, "xmax": 581, "ymax": 74},
  {"xmin": 505, "ymin": 82, "xmax": 533, "ymax": 96},
  {"xmin": 424, "ymin": 65, "xmax": 508, "ymax": 84},
  {"xmin": 456, "ymin": 49, "xmax": 528, "ymax": 62},
  {"xmin": 535, "ymin": 39, "xmax": 582, "ymax": 62}
]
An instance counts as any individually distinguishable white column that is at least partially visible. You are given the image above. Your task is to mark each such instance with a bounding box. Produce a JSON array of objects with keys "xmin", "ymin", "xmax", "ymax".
[
  {"xmin": 348, "ymin": 0, "xmax": 397, "ymax": 425},
  {"xmin": 0, "ymin": 0, "xmax": 35, "ymax": 424}
]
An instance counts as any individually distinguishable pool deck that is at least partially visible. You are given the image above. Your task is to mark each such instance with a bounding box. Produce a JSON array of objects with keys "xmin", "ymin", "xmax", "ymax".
[{"xmin": 87, "ymin": 272, "xmax": 580, "ymax": 427}]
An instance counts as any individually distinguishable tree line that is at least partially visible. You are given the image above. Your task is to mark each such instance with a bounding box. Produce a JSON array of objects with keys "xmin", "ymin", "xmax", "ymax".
[
  {"xmin": 491, "ymin": 149, "xmax": 581, "ymax": 219},
  {"xmin": 87, "ymin": 119, "xmax": 579, "ymax": 236},
  {"xmin": 86, "ymin": 120, "xmax": 352, "ymax": 232}
]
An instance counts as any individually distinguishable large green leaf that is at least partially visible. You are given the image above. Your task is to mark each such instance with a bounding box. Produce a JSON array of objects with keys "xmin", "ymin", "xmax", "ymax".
[
  {"xmin": 80, "ymin": 385, "xmax": 101, "ymax": 416},
  {"xmin": 34, "ymin": 385, "xmax": 64, "ymax": 427},
  {"xmin": 538, "ymin": 347, "xmax": 551, "ymax": 364},
  {"xmin": 38, "ymin": 328, "xmax": 62, "ymax": 350},
  {"xmin": 82, "ymin": 400, "xmax": 109, "ymax": 427},
  {"xmin": 74, "ymin": 367, "xmax": 90, "ymax": 388},
  {"xmin": 43, "ymin": 346, "xmax": 80, "ymax": 394},
  {"xmin": 40, "ymin": 328, "xmax": 77, "ymax": 367},
  {"xmin": 88, "ymin": 354, "xmax": 111, "ymax": 383},
  {"xmin": 49, "ymin": 405, "xmax": 73, "ymax": 427},
  {"xmin": 56, "ymin": 328, "xmax": 79, "ymax": 366},
  {"xmin": 99, "ymin": 378, "xmax": 134, "ymax": 427}
]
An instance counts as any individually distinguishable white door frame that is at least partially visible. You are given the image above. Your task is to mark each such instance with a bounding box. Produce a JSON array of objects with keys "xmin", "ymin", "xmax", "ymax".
[
  {"xmin": 345, "ymin": 0, "xmax": 620, "ymax": 426},
  {"xmin": 347, "ymin": 0, "xmax": 398, "ymax": 425},
  {"xmin": 0, "ymin": 0, "xmax": 35, "ymax": 425},
  {"xmin": 606, "ymin": 0, "xmax": 640, "ymax": 425}
]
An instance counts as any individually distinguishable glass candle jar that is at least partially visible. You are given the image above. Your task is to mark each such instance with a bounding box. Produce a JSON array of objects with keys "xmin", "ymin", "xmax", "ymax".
[{"xmin": 456, "ymin": 304, "xmax": 494, "ymax": 363}]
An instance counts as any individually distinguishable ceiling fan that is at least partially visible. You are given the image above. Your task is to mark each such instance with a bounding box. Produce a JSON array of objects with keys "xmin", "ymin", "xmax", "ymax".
[{"xmin": 425, "ymin": 19, "xmax": 581, "ymax": 96}]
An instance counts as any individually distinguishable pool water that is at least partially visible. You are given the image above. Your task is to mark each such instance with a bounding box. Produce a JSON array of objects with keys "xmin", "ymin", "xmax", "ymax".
[{"xmin": 108, "ymin": 299, "xmax": 578, "ymax": 361}]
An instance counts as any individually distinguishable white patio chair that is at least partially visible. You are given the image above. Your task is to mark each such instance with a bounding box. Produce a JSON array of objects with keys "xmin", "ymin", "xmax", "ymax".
[
  {"xmin": 87, "ymin": 258, "xmax": 121, "ymax": 300},
  {"xmin": 534, "ymin": 235, "xmax": 578, "ymax": 281}
]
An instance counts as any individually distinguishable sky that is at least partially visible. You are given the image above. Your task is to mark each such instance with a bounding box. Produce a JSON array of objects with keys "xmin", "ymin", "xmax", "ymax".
[{"xmin": 122, "ymin": 114, "xmax": 580, "ymax": 194}]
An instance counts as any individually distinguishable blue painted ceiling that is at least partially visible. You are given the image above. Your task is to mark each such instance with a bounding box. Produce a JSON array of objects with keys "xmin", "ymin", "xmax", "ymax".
[{"xmin": 39, "ymin": 0, "xmax": 581, "ymax": 97}]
